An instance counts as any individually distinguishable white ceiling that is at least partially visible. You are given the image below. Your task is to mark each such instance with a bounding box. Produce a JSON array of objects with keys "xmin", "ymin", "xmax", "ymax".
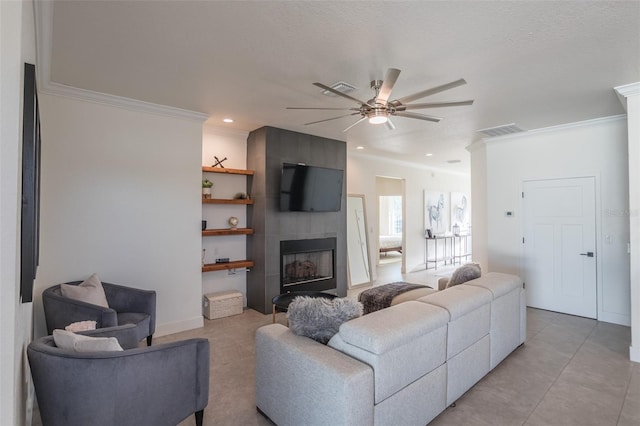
[{"xmin": 45, "ymin": 1, "xmax": 639, "ymax": 172}]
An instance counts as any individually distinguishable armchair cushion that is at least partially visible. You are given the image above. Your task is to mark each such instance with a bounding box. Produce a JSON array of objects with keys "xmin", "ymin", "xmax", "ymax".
[
  {"xmin": 53, "ymin": 329, "xmax": 123, "ymax": 352},
  {"xmin": 60, "ymin": 273, "xmax": 109, "ymax": 308}
]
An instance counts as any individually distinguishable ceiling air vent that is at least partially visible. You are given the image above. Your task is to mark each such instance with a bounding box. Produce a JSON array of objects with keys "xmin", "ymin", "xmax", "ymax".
[
  {"xmin": 322, "ymin": 81, "xmax": 357, "ymax": 97},
  {"xmin": 477, "ymin": 123, "xmax": 525, "ymax": 138}
]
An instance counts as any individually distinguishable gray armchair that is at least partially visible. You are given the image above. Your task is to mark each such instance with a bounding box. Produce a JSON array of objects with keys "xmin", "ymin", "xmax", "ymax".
[
  {"xmin": 43, "ymin": 281, "xmax": 156, "ymax": 346},
  {"xmin": 27, "ymin": 334, "xmax": 210, "ymax": 426}
]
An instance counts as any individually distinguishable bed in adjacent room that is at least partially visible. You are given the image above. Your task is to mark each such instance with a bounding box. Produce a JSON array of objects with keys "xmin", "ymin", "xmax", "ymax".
[{"xmin": 379, "ymin": 235, "xmax": 402, "ymax": 254}]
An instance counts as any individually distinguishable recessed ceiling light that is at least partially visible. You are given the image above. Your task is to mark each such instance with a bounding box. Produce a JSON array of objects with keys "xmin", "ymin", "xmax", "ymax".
[
  {"xmin": 356, "ymin": 146, "xmax": 365, "ymax": 150},
  {"xmin": 223, "ymin": 118, "xmax": 234, "ymax": 123},
  {"xmin": 425, "ymin": 153, "xmax": 433, "ymax": 157}
]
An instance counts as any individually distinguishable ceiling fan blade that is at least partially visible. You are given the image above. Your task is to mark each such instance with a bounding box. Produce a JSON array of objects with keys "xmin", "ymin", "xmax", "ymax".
[
  {"xmin": 399, "ymin": 100, "xmax": 474, "ymax": 111},
  {"xmin": 385, "ymin": 118, "xmax": 396, "ymax": 130},
  {"xmin": 376, "ymin": 68, "xmax": 401, "ymax": 105},
  {"xmin": 287, "ymin": 107, "xmax": 360, "ymax": 111},
  {"xmin": 394, "ymin": 78, "xmax": 467, "ymax": 105},
  {"xmin": 304, "ymin": 113, "xmax": 360, "ymax": 126},
  {"xmin": 313, "ymin": 82, "xmax": 368, "ymax": 106},
  {"xmin": 394, "ymin": 111, "xmax": 442, "ymax": 123},
  {"xmin": 343, "ymin": 116, "xmax": 368, "ymax": 132}
]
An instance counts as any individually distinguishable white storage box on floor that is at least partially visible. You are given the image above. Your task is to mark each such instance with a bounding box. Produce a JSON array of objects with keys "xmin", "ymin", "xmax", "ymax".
[{"xmin": 203, "ymin": 290, "xmax": 243, "ymax": 319}]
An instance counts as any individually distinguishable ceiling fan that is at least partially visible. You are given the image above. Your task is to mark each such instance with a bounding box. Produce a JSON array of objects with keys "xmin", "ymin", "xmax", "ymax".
[{"xmin": 287, "ymin": 68, "xmax": 474, "ymax": 132}]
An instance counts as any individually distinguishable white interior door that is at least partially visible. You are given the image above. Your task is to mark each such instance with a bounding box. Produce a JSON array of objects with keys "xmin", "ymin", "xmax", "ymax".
[{"xmin": 522, "ymin": 177, "xmax": 597, "ymax": 318}]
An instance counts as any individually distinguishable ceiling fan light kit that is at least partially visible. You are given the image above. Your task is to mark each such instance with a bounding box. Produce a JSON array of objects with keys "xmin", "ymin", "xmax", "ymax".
[{"xmin": 287, "ymin": 68, "xmax": 474, "ymax": 131}]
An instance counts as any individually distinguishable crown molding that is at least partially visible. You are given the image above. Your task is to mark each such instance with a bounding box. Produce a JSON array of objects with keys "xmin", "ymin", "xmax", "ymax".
[
  {"xmin": 203, "ymin": 123, "xmax": 250, "ymax": 139},
  {"xmin": 615, "ymin": 82, "xmax": 640, "ymax": 98},
  {"xmin": 614, "ymin": 82, "xmax": 640, "ymax": 110},
  {"xmin": 33, "ymin": 0, "xmax": 209, "ymax": 123},
  {"xmin": 481, "ymin": 115, "xmax": 627, "ymax": 144},
  {"xmin": 465, "ymin": 140, "xmax": 487, "ymax": 153}
]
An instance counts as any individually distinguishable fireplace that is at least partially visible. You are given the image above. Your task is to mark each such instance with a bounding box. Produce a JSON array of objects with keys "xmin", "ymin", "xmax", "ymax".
[{"xmin": 280, "ymin": 238, "xmax": 337, "ymax": 293}]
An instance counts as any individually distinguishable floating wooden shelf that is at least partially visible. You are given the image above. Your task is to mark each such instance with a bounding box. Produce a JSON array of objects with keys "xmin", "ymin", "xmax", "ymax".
[
  {"xmin": 202, "ymin": 228, "xmax": 253, "ymax": 236},
  {"xmin": 202, "ymin": 198, "xmax": 253, "ymax": 205},
  {"xmin": 202, "ymin": 166, "xmax": 254, "ymax": 176},
  {"xmin": 202, "ymin": 260, "xmax": 254, "ymax": 272}
]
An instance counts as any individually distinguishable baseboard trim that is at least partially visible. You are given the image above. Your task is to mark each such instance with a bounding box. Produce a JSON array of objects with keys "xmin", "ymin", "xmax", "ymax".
[
  {"xmin": 630, "ymin": 345, "xmax": 640, "ymax": 363},
  {"xmin": 598, "ymin": 311, "xmax": 631, "ymax": 327},
  {"xmin": 155, "ymin": 316, "xmax": 204, "ymax": 337}
]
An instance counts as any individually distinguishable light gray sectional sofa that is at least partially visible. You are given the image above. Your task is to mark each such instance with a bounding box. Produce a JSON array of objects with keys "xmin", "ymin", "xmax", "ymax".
[{"xmin": 255, "ymin": 272, "xmax": 526, "ymax": 426}]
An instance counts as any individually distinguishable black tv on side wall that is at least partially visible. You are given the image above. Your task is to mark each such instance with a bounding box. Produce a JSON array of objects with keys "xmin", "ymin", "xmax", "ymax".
[{"xmin": 280, "ymin": 163, "xmax": 344, "ymax": 212}]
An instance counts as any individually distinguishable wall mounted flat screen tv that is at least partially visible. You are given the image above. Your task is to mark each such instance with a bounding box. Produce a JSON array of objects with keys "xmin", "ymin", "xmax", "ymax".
[{"xmin": 280, "ymin": 163, "xmax": 344, "ymax": 212}]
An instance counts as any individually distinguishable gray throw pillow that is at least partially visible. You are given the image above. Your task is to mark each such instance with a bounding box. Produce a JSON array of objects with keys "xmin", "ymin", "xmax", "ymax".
[
  {"xmin": 287, "ymin": 296, "xmax": 363, "ymax": 344},
  {"xmin": 446, "ymin": 263, "xmax": 482, "ymax": 288},
  {"xmin": 60, "ymin": 273, "xmax": 109, "ymax": 308},
  {"xmin": 53, "ymin": 329, "xmax": 123, "ymax": 352}
]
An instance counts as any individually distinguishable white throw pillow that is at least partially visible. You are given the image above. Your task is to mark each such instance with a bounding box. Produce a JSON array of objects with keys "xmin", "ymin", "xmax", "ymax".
[
  {"xmin": 53, "ymin": 329, "xmax": 123, "ymax": 352},
  {"xmin": 60, "ymin": 273, "xmax": 109, "ymax": 308},
  {"xmin": 65, "ymin": 320, "xmax": 97, "ymax": 332}
]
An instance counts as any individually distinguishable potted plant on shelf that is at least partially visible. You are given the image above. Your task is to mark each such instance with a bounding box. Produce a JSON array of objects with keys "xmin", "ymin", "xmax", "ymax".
[{"xmin": 202, "ymin": 178, "xmax": 213, "ymax": 199}]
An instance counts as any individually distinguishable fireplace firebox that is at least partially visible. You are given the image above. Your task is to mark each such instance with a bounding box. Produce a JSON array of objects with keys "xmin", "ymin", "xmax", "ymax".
[{"xmin": 280, "ymin": 238, "xmax": 337, "ymax": 293}]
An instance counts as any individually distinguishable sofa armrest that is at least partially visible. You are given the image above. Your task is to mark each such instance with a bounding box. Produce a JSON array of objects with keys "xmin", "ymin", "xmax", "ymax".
[
  {"xmin": 255, "ymin": 324, "xmax": 374, "ymax": 426},
  {"xmin": 79, "ymin": 324, "xmax": 139, "ymax": 349},
  {"xmin": 102, "ymin": 282, "xmax": 157, "ymax": 333}
]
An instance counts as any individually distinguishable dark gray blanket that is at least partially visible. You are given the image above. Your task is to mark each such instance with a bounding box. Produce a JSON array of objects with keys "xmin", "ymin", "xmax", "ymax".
[{"xmin": 358, "ymin": 282, "xmax": 430, "ymax": 315}]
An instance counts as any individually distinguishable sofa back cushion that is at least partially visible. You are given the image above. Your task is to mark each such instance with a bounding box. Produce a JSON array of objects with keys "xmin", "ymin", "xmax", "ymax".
[
  {"xmin": 418, "ymin": 285, "xmax": 492, "ymax": 359},
  {"xmin": 328, "ymin": 301, "xmax": 448, "ymax": 403}
]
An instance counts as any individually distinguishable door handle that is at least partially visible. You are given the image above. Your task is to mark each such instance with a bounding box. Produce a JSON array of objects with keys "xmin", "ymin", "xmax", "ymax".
[{"xmin": 580, "ymin": 252, "xmax": 594, "ymax": 257}]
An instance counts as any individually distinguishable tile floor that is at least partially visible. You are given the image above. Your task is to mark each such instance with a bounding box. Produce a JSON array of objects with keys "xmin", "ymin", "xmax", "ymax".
[
  {"xmin": 29, "ymin": 261, "xmax": 638, "ymax": 425},
  {"xmin": 161, "ymin": 262, "xmax": 639, "ymax": 425}
]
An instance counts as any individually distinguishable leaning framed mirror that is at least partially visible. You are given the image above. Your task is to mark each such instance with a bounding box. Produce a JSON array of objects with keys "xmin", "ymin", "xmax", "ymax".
[{"xmin": 346, "ymin": 194, "xmax": 372, "ymax": 288}]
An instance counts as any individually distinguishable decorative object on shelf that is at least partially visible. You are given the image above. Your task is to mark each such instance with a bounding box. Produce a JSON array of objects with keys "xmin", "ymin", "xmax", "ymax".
[
  {"xmin": 202, "ymin": 220, "xmax": 207, "ymax": 231},
  {"xmin": 215, "ymin": 258, "xmax": 230, "ymax": 264},
  {"xmin": 228, "ymin": 216, "xmax": 239, "ymax": 230},
  {"xmin": 212, "ymin": 156, "xmax": 227, "ymax": 168},
  {"xmin": 452, "ymin": 224, "xmax": 460, "ymax": 236},
  {"xmin": 202, "ymin": 249, "xmax": 206, "ymax": 267},
  {"xmin": 234, "ymin": 192, "xmax": 248, "ymax": 199},
  {"xmin": 202, "ymin": 178, "xmax": 213, "ymax": 199}
]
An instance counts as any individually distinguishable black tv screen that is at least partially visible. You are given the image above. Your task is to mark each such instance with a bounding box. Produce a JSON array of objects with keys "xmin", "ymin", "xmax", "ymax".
[{"xmin": 280, "ymin": 163, "xmax": 344, "ymax": 212}]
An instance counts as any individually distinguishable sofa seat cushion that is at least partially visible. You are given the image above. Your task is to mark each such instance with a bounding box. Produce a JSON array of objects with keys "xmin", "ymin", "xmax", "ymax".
[
  {"xmin": 464, "ymin": 272, "xmax": 522, "ymax": 299},
  {"xmin": 328, "ymin": 301, "xmax": 448, "ymax": 403},
  {"xmin": 117, "ymin": 312, "xmax": 150, "ymax": 341},
  {"xmin": 390, "ymin": 287, "xmax": 438, "ymax": 306}
]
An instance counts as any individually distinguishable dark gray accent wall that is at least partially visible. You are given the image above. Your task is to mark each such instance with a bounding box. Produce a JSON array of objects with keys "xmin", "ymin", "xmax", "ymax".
[{"xmin": 246, "ymin": 126, "xmax": 347, "ymax": 314}]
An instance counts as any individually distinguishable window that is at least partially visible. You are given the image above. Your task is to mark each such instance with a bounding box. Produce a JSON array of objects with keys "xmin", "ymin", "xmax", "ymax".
[{"xmin": 379, "ymin": 196, "xmax": 402, "ymax": 235}]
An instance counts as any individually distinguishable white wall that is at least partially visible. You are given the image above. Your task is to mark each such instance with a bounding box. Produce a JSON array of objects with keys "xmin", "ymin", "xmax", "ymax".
[
  {"xmin": 35, "ymin": 94, "xmax": 205, "ymax": 338},
  {"xmin": 472, "ymin": 116, "xmax": 630, "ymax": 326},
  {"xmin": 1, "ymin": 0, "xmax": 37, "ymax": 424},
  {"xmin": 201, "ymin": 124, "xmax": 250, "ymax": 301},
  {"xmin": 616, "ymin": 85, "xmax": 640, "ymax": 362},
  {"xmin": 348, "ymin": 153, "xmax": 470, "ymax": 276}
]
